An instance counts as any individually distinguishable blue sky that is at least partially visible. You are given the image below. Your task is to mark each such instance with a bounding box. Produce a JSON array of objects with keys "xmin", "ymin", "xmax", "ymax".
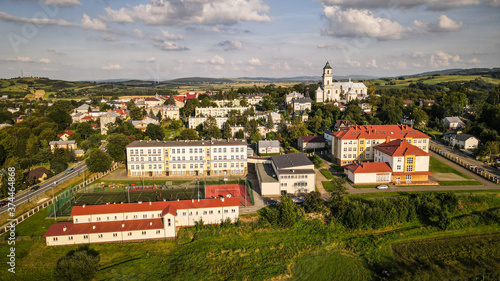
[{"xmin": 0, "ymin": 0, "xmax": 499, "ymax": 81}]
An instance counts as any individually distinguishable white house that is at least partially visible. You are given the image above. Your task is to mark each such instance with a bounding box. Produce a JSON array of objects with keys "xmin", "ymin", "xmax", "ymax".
[
  {"xmin": 285, "ymin": 91, "xmax": 304, "ymax": 105},
  {"xmin": 258, "ymin": 140, "xmax": 280, "ymax": 155},
  {"xmin": 292, "ymin": 97, "xmax": 312, "ymax": 111},
  {"xmin": 443, "ymin": 116, "xmax": 465, "ymax": 130},
  {"xmin": 43, "ymin": 198, "xmax": 240, "ymax": 246},
  {"xmin": 443, "ymin": 132, "xmax": 479, "ymax": 149},
  {"xmin": 256, "ymin": 153, "xmax": 316, "ymax": 196}
]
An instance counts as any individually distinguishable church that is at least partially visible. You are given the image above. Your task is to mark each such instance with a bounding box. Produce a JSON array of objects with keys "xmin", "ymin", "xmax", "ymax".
[{"xmin": 315, "ymin": 62, "xmax": 368, "ymax": 103}]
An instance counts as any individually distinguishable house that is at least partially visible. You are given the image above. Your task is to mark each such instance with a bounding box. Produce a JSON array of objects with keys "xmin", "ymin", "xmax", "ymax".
[
  {"xmin": 402, "ymin": 100, "xmax": 413, "ymax": 107},
  {"xmin": 324, "ymin": 130, "xmax": 333, "ymax": 146},
  {"xmin": 258, "ymin": 140, "xmax": 280, "ymax": 155},
  {"xmin": 443, "ymin": 117, "xmax": 465, "ymax": 130},
  {"xmin": 247, "ymin": 94, "xmax": 265, "ymax": 106},
  {"xmin": 73, "ymin": 149, "xmax": 85, "ymax": 157},
  {"xmin": 420, "ymin": 99, "xmax": 436, "ymax": 107},
  {"xmin": 315, "ymin": 62, "xmax": 367, "ymax": 103},
  {"xmin": 7, "ymin": 107, "xmax": 20, "ymax": 113},
  {"xmin": 344, "ymin": 139, "xmax": 433, "ymax": 185},
  {"xmin": 71, "ymin": 112, "xmax": 85, "ymax": 123},
  {"xmin": 172, "ymin": 96, "xmax": 186, "ymax": 108},
  {"xmin": 43, "ymin": 197, "xmax": 240, "ymax": 246},
  {"xmin": 256, "ymin": 153, "xmax": 316, "ymax": 196},
  {"xmin": 443, "ymin": 131, "xmax": 479, "ymax": 149},
  {"xmin": 100, "ymin": 111, "xmax": 121, "ymax": 135},
  {"xmin": 74, "ymin": 104, "xmax": 92, "ymax": 113},
  {"xmin": 126, "ymin": 139, "xmax": 247, "ymax": 177},
  {"xmin": 49, "ymin": 140, "xmax": 77, "ymax": 152},
  {"xmin": 144, "ymin": 97, "xmax": 165, "ymax": 108},
  {"xmin": 358, "ymin": 102, "xmax": 372, "ymax": 113},
  {"xmin": 285, "ymin": 91, "xmax": 304, "ymax": 105},
  {"xmin": 331, "ymin": 124, "xmax": 430, "ymax": 166},
  {"xmin": 298, "ymin": 135, "xmax": 326, "ymax": 152},
  {"xmin": 150, "ymin": 105, "xmax": 180, "ymax": 120},
  {"xmin": 292, "ymin": 97, "xmax": 312, "ymax": 111},
  {"xmin": 57, "ymin": 130, "xmax": 74, "ymax": 141},
  {"xmin": 334, "ymin": 120, "xmax": 353, "ymax": 131},
  {"xmin": 16, "ymin": 115, "xmax": 26, "ymax": 123},
  {"xmin": 24, "ymin": 167, "xmax": 51, "ymax": 181},
  {"xmin": 0, "ymin": 124, "xmax": 12, "ymax": 129}
]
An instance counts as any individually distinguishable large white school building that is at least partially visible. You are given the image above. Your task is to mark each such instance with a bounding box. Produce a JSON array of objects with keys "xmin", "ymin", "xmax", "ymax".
[
  {"xmin": 126, "ymin": 139, "xmax": 248, "ymax": 178},
  {"xmin": 44, "ymin": 197, "xmax": 240, "ymax": 246}
]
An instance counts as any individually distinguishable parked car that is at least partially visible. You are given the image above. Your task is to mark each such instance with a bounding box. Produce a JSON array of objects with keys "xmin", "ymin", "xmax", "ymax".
[
  {"xmin": 440, "ymin": 150, "xmax": 447, "ymax": 154},
  {"xmin": 292, "ymin": 197, "xmax": 305, "ymax": 204},
  {"xmin": 376, "ymin": 185, "xmax": 389, "ymax": 189},
  {"xmin": 469, "ymin": 165, "xmax": 477, "ymax": 169},
  {"xmin": 476, "ymin": 168, "xmax": 484, "ymax": 172},
  {"xmin": 0, "ymin": 200, "xmax": 8, "ymax": 207},
  {"xmin": 30, "ymin": 185, "xmax": 40, "ymax": 191},
  {"xmin": 65, "ymin": 168, "xmax": 75, "ymax": 174},
  {"xmin": 493, "ymin": 176, "xmax": 500, "ymax": 181}
]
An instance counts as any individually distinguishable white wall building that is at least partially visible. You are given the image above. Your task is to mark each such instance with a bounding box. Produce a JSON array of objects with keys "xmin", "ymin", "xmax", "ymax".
[
  {"xmin": 258, "ymin": 140, "xmax": 280, "ymax": 154},
  {"xmin": 195, "ymin": 106, "xmax": 249, "ymax": 117},
  {"xmin": 126, "ymin": 139, "xmax": 248, "ymax": 178},
  {"xmin": 44, "ymin": 198, "xmax": 240, "ymax": 246},
  {"xmin": 188, "ymin": 116, "xmax": 228, "ymax": 129},
  {"xmin": 315, "ymin": 62, "xmax": 368, "ymax": 103}
]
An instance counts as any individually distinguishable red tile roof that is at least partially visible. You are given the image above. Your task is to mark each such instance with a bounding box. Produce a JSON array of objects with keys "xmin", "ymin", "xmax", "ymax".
[
  {"xmin": 113, "ymin": 109, "xmax": 127, "ymax": 115},
  {"xmin": 332, "ymin": 125, "xmax": 430, "ymax": 140},
  {"xmin": 185, "ymin": 92, "xmax": 198, "ymax": 100},
  {"xmin": 71, "ymin": 198, "xmax": 240, "ymax": 217},
  {"xmin": 44, "ymin": 219, "xmax": 164, "ymax": 237},
  {"xmin": 344, "ymin": 162, "xmax": 392, "ymax": 174},
  {"xmin": 374, "ymin": 139, "xmax": 431, "ymax": 157},
  {"xmin": 173, "ymin": 96, "xmax": 185, "ymax": 103}
]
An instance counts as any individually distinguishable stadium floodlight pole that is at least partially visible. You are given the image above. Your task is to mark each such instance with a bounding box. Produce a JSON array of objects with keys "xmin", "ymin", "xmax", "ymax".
[{"xmin": 53, "ymin": 181, "xmax": 57, "ymax": 220}]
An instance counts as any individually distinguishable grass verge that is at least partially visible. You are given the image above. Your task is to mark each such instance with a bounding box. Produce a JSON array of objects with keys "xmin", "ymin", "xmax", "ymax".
[
  {"xmin": 319, "ymin": 169, "xmax": 334, "ymax": 179},
  {"xmin": 429, "ymin": 157, "xmax": 472, "ymax": 179}
]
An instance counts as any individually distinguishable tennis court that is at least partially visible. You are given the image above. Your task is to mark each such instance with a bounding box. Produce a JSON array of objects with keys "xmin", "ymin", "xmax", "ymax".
[{"xmin": 205, "ymin": 184, "xmax": 253, "ymax": 206}]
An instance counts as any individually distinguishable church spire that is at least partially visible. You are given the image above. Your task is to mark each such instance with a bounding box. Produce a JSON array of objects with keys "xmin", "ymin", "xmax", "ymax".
[{"xmin": 324, "ymin": 61, "xmax": 332, "ymax": 70}]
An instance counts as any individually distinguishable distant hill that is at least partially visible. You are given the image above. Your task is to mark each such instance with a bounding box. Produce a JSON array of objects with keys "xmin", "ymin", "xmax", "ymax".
[{"xmin": 404, "ymin": 68, "xmax": 500, "ymax": 78}]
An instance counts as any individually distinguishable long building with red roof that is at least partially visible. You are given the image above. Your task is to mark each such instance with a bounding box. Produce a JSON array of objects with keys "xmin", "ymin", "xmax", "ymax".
[
  {"xmin": 44, "ymin": 197, "xmax": 239, "ymax": 246},
  {"xmin": 344, "ymin": 139, "xmax": 433, "ymax": 185},
  {"xmin": 331, "ymin": 124, "xmax": 431, "ymax": 166}
]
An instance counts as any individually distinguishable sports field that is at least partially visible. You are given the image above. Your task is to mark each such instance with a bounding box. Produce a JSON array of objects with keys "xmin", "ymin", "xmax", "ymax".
[{"xmin": 205, "ymin": 184, "xmax": 252, "ymax": 206}]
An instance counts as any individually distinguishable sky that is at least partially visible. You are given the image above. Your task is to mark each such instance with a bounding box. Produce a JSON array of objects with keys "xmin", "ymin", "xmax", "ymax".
[{"xmin": 0, "ymin": 0, "xmax": 499, "ymax": 81}]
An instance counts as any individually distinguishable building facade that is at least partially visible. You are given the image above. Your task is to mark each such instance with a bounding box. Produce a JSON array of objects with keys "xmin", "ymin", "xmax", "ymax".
[
  {"xmin": 331, "ymin": 125, "xmax": 431, "ymax": 166},
  {"xmin": 126, "ymin": 139, "xmax": 248, "ymax": 178},
  {"xmin": 315, "ymin": 62, "xmax": 368, "ymax": 103},
  {"xmin": 195, "ymin": 106, "xmax": 249, "ymax": 117},
  {"xmin": 44, "ymin": 198, "xmax": 240, "ymax": 246}
]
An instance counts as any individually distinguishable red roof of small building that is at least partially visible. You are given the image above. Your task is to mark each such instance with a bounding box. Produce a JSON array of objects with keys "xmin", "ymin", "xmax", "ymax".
[
  {"xmin": 403, "ymin": 100, "xmax": 413, "ymax": 104},
  {"xmin": 300, "ymin": 135, "xmax": 325, "ymax": 143},
  {"xmin": 332, "ymin": 124, "xmax": 430, "ymax": 140},
  {"xmin": 173, "ymin": 96, "xmax": 185, "ymax": 103},
  {"xmin": 185, "ymin": 92, "xmax": 198, "ymax": 100},
  {"xmin": 71, "ymin": 197, "xmax": 240, "ymax": 217},
  {"xmin": 344, "ymin": 162, "xmax": 392, "ymax": 174},
  {"xmin": 57, "ymin": 130, "xmax": 74, "ymax": 137},
  {"xmin": 113, "ymin": 109, "xmax": 127, "ymax": 115},
  {"xmin": 43, "ymin": 219, "xmax": 164, "ymax": 237},
  {"xmin": 81, "ymin": 116, "xmax": 93, "ymax": 120},
  {"xmin": 145, "ymin": 97, "xmax": 160, "ymax": 102},
  {"xmin": 374, "ymin": 139, "xmax": 431, "ymax": 157}
]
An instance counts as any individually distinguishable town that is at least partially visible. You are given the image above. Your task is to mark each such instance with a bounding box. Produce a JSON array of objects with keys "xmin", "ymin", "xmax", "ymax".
[{"xmin": 0, "ymin": 62, "xmax": 499, "ymax": 279}]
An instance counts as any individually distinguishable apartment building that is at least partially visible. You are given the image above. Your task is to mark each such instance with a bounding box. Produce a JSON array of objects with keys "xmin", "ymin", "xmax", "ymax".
[
  {"xmin": 188, "ymin": 116, "xmax": 228, "ymax": 129},
  {"xmin": 195, "ymin": 106, "xmax": 248, "ymax": 117},
  {"xmin": 331, "ymin": 125, "xmax": 431, "ymax": 166},
  {"xmin": 44, "ymin": 197, "xmax": 239, "ymax": 246},
  {"xmin": 126, "ymin": 139, "xmax": 248, "ymax": 178}
]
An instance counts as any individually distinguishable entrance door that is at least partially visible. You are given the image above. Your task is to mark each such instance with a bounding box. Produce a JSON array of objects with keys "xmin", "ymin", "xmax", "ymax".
[{"xmin": 396, "ymin": 177, "xmax": 401, "ymax": 184}]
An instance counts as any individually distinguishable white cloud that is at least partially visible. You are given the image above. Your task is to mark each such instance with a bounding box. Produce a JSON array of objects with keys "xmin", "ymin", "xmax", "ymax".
[
  {"xmin": 217, "ymin": 40, "xmax": 243, "ymax": 51},
  {"xmin": 322, "ymin": 6, "xmax": 410, "ymax": 40},
  {"xmin": 101, "ymin": 33, "xmax": 118, "ymax": 41},
  {"xmin": 103, "ymin": 0, "xmax": 270, "ymax": 26},
  {"xmin": 365, "ymin": 59, "xmax": 377, "ymax": 68},
  {"xmin": 7, "ymin": 56, "xmax": 32, "ymax": 62},
  {"xmin": 248, "ymin": 58, "xmax": 261, "ymax": 66},
  {"xmin": 318, "ymin": 0, "xmax": 484, "ymax": 10},
  {"xmin": 468, "ymin": 58, "xmax": 481, "ymax": 64},
  {"xmin": 40, "ymin": 0, "xmax": 81, "ymax": 7},
  {"xmin": 153, "ymin": 41, "xmax": 189, "ymax": 51},
  {"xmin": 150, "ymin": 30, "xmax": 183, "ymax": 42},
  {"xmin": 101, "ymin": 63, "xmax": 121, "ymax": 70},
  {"xmin": 0, "ymin": 11, "xmax": 76, "ymax": 26},
  {"xmin": 344, "ymin": 60, "xmax": 361, "ymax": 67},
  {"xmin": 133, "ymin": 28, "xmax": 144, "ymax": 38},
  {"xmin": 430, "ymin": 51, "xmax": 461, "ymax": 67},
  {"xmin": 82, "ymin": 14, "xmax": 109, "ymax": 31},
  {"xmin": 47, "ymin": 48, "xmax": 65, "ymax": 55},
  {"xmin": 427, "ymin": 0, "xmax": 481, "ymax": 11},
  {"xmin": 195, "ymin": 55, "xmax": 225, "ymax": 65},
  {"xmin": 388, "ymin": 61, "xmax": 408, "ymax": 69},
  {"xmin": 146, "ymin": 57, "xmax": 156, "ymax": 62},
  {"xmin": 39, "ymin": 58, "xmax": 52, "ymax": 63},
  {"xmin": 413, "ymin": 15, "xmax": 463, "ymax": 32}
]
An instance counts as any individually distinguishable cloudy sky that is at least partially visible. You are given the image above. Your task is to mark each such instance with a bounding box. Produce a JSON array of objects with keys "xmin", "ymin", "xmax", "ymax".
[{"xmin": 1, "ymin": 0, "xmax": 499, "ymax": 81}]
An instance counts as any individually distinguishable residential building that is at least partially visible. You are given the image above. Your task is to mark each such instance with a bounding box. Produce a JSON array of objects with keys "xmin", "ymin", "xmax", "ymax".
[
  {"xmin": 334, "ymin": 120, "xmax": 353, "ymax": 131},
  {"xmin": 144, "ymin": 96, "xmax": 166, "ymax": 108},
  {"xmin": 358, "ymin": 102, "xmax": 372, "ymax": 113},
  {"xmin": 213, "ymin": 99, "xmax": 240, "ymax": 107},
  {"xmin": 74, "ymin": 104, "xmax": 93, "ymax": 113},
  {"xmin": 285, "ymin": 91, "xmax": 304, "ymax": 105},
  {"xmin": 403, "ymin": 100, "xmax": 413, "ymax": 107},
  {"xmin": 44, "ymin": 197, "xmax": 240, "ymax": 246},
  {"xmin": 315, "ymin": 62, "xmax": 368, "ymax": 103},
  {"xmin": 100, "ymin": 111, "xmax": 121, "ymax": 135},
  {"xmin": 292, "ymin": 97, "xmax": 312, "ymax": 111},
  {"xmin": 195, "ymin": 106, "xmax": 248, "ymax": 117},
  {"xmin": 126, "ymin": 139, "xmax": 248, "ymax": 178},
  {"xmin": 57, "ymin": 130, "xmax": 74, "ymax": 141},
  {"xmin": 344, "ymin": 139, "xmax": 432, "ymax": 185},
  {"xmin": 24, "ymin": 167, "xmax": 51, "ymax": 181},
  {"xmin": 247, "ymin": 94, "xmax": 265, "ymax": 106},
  {"xmin": 7, "ymin": 107, "xmax": 20, "ymax": 113},
  {"xmin": 188, "ymin": 116, "xmax": 228, "ymax": 129},
  {"xmin": 258, "ymin": 140, "xmax": 280, "ymax": 155},
  {"xmin": 443, "ymin": 132, "xmax": 479, "ymax": 149},
  {"xmin": 298, "ymin": 135, "xmax": 326, "ymax": 152},
  {"xmin": 324, "ymin": 130, "xmax": 333, "ymax": 146},
  {"xmin": 151, "ymin": 105, "xmax": 180, "ymax": 120},
  {"xmin": 331, "ymin": 125, "xmax": 430, "ymax": 166},
  {"xmin": 256, "ymin": 153, "xmax": 316, "ymax": 196},
  {"xmin": 49, "ymin": 140, "xmax": 77, "ymax": 152},
  {"xmin": 443, "ymin": 116, "xmax": 465, "ymax": 130},
  {"xmin": 420, "ymin": 99, "xmax": 437, "ymax": 107}
]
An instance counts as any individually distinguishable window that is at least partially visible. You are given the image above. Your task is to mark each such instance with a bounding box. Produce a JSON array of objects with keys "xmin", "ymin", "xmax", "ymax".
[
  {"xmin": 168, "ymin": 219, "xmax": 171, "ymax": 226},
  {"xmin": 360, "ymin": 147, "xmax": 364, "ymax": 152},
  {"xmin": 203, "ymin": 211, "xmax": 207, "ymax": 215},
  {"xmin": 366, "ymin": 154, "xmax": 370, "ymax": 158},
  {"xmin": 128, "ymin": 232, "xmax": 132, "ymax": 236},
  {"xmin": 397, "ymin": 165, "xmax": 401, "ymax": 170},
  {"xmin": 113, "ymin": 233, "xmax": 118, "ymax": 237},
  {"xmin": 142, "ymin": 231, "xmax": 147, "ymax": 235},
  {"xmin": 83, "ymin": 235, "xmax": 88, "ymax": 239},
  {"xmin": 183, "ymin": 212, "xmax": 187, "ymax": 216},
  {"xmin": 360, "ymin": 140, "xmax": 364, "ymax": 144},
  {"xmin": 224, "ymin": 210, "xmax": 229, "ymax": 213},
  {"xmin": 98, "ymin": 234, "xmax": 103, "ymax": 238},
  {"xmin": 156, "ymin": 230, "xmax": 161, "ymax": 234},
  {"xmin": 68, "ymin": 236, "xmax": 73, "ymax": 241},
  {"xmin": 398, "ymin": 158, "xmax": 402, "ymax": 163},
  {"xmin": 405, "ymin": 175, "xmax": 412, "ymax": 182},
  {"xmin": 232, "ymin": 209, "xmax": 236, "ymax": 213},
  {"xmin": 209, "ymin": 210, "xmax": 213, "ymax": 214},
  {"xmin": 406, "ymin": 166, "xmax": 413, "ymax": 172},
  {"xmin": 133, "ymin": 215, "xmax": 138, "ymax": 219},
  {"xmin": 407, "ymin": 158, "xmax": 414, "ymax": 164},
  {"xmin": 53, "ymin": 237, "xmax": 58, "ymax": 242}
]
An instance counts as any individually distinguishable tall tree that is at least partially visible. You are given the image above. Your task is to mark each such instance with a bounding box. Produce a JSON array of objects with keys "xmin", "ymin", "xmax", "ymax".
[
  {"xmin": 106, "ymin": 133, "xmax": 130, "ymax": 162},
  {"xmin": 145, "ymin": 124, "xmax": 165, "ymax": 140},
  {"xmin": 85, "ymin": 149, "xmax": 112, "ymax": 173},
  {"xmin": 222, "ymin": 123, "xmax": 232, "ymax": 139},
  {"xmin": 178, "ymin": 129, "xmax": 199, "ymax": 140}
]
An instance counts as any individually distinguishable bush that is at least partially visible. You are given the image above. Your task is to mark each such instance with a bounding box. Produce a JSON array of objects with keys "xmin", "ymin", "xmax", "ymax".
[
  {"xmin": 54, "ymin": 246, "xmax": 100, "ymax": 281},
  {"xmin": 304, "ymin": 191, "xmax": 323, "ymax": 213}
]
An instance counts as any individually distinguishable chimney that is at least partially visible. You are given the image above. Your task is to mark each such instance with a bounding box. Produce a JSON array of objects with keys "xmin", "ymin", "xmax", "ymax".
[
  {"xmin": 149, "ymin": 201, "xmax": 152, "ymax": 205},
  {"xmin": 138, "ymin": 201, "xmax": 142, "ymax": 204},
  {"xmin": 82, "ymin": 204, "xmax": 86, "ymax": 208},
  {"xmin": 63, "ymin": 225, "xmax": 67, "ymax": 232},
  {"xmin": 197, "ymin": 199, "xmax": 200, "ymax": 202},
  {"xmin": 192, "ymin": 199, "xmax": 194, "ymax": 203},
  {"xmin": 149, "ymin": 221, "xmax": 152, "ymax": 226},
  {"xmin": 221, "ymin": 197, "xmax": 225, "ymax": 202},
  {"xmin": 92, "ymin": 225, "xmax": 96, "ymax": 230},
  {"xmin": 122, "ymin": 223, "xmax": 125, "ymax": 228}
]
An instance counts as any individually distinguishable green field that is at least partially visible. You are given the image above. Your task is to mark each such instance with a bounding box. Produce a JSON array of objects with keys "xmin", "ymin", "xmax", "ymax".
[
  {"xmin": 429, "ymin": 157, "xmax": 472, "ymax": 179},
  {"xmin": 1, "ymin": 192, "xmax": 499, "ymax": 280}
]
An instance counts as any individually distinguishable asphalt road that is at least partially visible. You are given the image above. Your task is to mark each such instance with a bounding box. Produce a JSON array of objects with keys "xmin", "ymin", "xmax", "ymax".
[{"xmin": 0, "ymin": 162, "xmax": 88, "ymax": 215}]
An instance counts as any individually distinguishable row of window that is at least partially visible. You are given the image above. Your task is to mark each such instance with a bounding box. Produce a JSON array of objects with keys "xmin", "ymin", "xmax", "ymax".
[
  {"xmin": 130, "ymin": 164, "xmax": 163, "ymax": 170},
  {"xmin": 343, "ymin": 139, "xmax": 427, "ymax": 145},
  {"xmin": 52, "ymin": 230, "xmax": 165, "ymax": 242},
  {"xmin": 343, "ymin": 154, "xmax": 370, "ymax": 159},
  {"xmin": 344, "ymin": 147, "xmax": 371, "ymax": 152},
  {"xmin": 280, "ymin": 175, "xmax": 308, "ymax": 179},
  {"xmin": 181, "ymin": 209, "xmax": 236, "ymax": 216},
  {"xmin": 131, "ymin": 146, "xmax": 246, "ymax": 156}
]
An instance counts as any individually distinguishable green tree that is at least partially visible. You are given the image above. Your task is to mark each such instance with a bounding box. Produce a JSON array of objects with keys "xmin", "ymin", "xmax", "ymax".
[
  {"xmin": 265, "ymin": 114, "xmax": 274, "ymax": 130},
  {"xmin": 235, "ymin": 129, "xmax": 245, "ymax": 139},
  {"xmin": 222, "ymin": 123, "xmax": 232, "ymax": 139},
  {"xmin": 54, "ymin": 246, "xmax": 100, "ymax": 281},
  {"xmin": 203, "ymin": 116, "xmax": 221, "ymax": 139},
  {"xmin": 304, "ymin": 191, "xmax": 323, "ymax": 213},
  {"xmin": 164, "ymin": 96, "xmax": 176, "ymax": 106},
  {"xmin": 182, "ymin": 98, "xmax": 200, "ymax": 117},
  {"xmin": 250, "ymin": 131, "xmax": 262, "ymax": 144},
  {"xmin": 47, "ymin": 109, "xmax": 72, "ymax": 131},
  {"xmin": 279, "ymin": 195, "xmax": 298, "ymax": 228},
  {"xmin": 240, "ymin": 99, "xmax": 248, "ymax": 107},
  {"xmin": 39, "ymin": 128, "xmax": 57, "ymax": 142},
  {"xmin": 85, "ymin": 149, "xmax": 112, "ymax": 173},
  {"xmin": 129, "ymin": 106, "xmax": 143, "ymax": 120},
  {"xmin": 106, "ymin": 133, "xmax": 129, "ymax": 162},
  {"xmin": 145, "ymin": 124, "xmax": 165, "ymax": 140},
  {"xmin": 178, "ymin": 129, "xmax": 199, "ymax": 140}
]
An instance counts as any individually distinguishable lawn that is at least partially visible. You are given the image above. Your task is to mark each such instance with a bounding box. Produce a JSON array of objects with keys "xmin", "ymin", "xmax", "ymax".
[
  {"xmin": 438, "ymin": 180, "xmax": 482, "ymax": 186},
  {"xmin": 319, "ymin": 168, "xmax": 334, "ymax": 179},
  {"xmin": 429, "ymin": 157, "xmax": 472, "ymax": 179},
  {"xmin": 330, "ymin": 163, "xmax": 344, "ymax": 172}
]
